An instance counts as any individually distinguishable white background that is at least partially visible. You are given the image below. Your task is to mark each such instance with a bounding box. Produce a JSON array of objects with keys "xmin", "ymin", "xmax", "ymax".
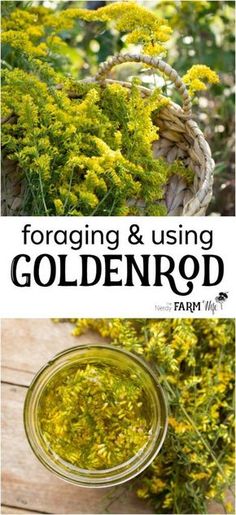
[{"xmin": 0, "ymin": 216, "xmax": 235, "ymax": 318}]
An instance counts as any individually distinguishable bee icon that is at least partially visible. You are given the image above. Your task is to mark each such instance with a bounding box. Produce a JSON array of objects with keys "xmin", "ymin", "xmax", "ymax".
[{"xmin": 215, "ymin": 292, "xmax": 228, "ymax": 304}]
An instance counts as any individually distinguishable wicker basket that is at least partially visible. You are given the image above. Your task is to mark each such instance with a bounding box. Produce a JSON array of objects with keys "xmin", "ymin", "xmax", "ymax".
[{"xmin": 2, "ymin": 53, "xmax": 214, "ymax": 216}]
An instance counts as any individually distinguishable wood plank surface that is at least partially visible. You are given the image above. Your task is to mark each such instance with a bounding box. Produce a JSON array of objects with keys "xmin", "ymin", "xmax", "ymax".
[
  {"xmin": 1, "ymin": 318, "xmax": 105, "ymax": 386},
  {"xmin": 1, "ymin": 319, "xmax": 153, "ymax": 515}
]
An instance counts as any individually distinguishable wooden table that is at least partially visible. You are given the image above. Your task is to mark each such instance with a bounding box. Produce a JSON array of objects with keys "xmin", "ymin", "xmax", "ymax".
[{"xmin": 2, "ymin": 319, "xmax": 233, "ymax": 514}]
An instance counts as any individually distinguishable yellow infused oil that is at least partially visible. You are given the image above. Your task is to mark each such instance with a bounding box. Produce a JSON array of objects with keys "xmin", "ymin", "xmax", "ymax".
[
  {"xmin": 37, "ymin": 362, "xmax": 152, "ymax": 470},
  {"xmin": 24, "ymin": 344, "xmax": 167, "ymax": 487}
]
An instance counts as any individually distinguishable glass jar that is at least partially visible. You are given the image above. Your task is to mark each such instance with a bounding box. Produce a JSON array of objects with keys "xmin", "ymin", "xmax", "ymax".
[{"xmin": 24, "ymin": 344, "xmax": 168, "ymax": 488}]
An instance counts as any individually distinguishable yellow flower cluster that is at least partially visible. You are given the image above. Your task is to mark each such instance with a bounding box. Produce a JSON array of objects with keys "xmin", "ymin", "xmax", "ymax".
[
  {"xmin": 67, "ymin": 318, "xmax": 235, "ymax": 514},
  {"xmin": 183, "ymin": 65, "xmax": 219, "ymax": 96},
  {"xmin": 40, "ymin": 2, "xmax": 172, "ymax": 57},
  {"xmin": 1, "ymin": 30, "xmax": 47, "ymax": 57},
  {"xmin": 93, "ymin": 3, "xmax": 173, "ymax": 56}
]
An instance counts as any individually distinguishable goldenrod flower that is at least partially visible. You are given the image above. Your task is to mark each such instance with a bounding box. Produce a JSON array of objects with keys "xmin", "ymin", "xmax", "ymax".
[{"xmin": 183, "ymin": 65, "xmax": 219, "ymax": 95}]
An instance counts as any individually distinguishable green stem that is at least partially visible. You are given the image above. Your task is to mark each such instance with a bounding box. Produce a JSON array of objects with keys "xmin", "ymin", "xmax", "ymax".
[
  {"xmin": 90, "ymin": 188, "xmax": 113, "ymax": 215},
  {"xmin": 63, "ymin": 166, "xmax": 75, "ymax": 212},
  {"xmin": 25, "ymin": 170, "xmax": 41, "ymax": 215},
  {"xmin": 38, "ymin": 171, "xmax": 49, "ymax": 215}
]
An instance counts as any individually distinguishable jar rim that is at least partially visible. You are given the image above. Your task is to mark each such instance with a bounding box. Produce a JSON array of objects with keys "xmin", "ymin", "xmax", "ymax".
[{"xmin": 24, "ymin": 343, "xmax": 168, "ymax": 487}]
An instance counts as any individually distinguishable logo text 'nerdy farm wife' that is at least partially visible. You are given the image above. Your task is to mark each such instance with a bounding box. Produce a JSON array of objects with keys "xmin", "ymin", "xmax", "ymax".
[{"xmin": 155, "ymin": 292, "xmax": 229, "ymax": 315}]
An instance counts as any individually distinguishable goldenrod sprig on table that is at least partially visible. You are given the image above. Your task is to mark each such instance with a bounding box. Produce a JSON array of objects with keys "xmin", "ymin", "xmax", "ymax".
[{"xmin": 67, "ymin": 318, "xmax": 234, "ymax": 514}]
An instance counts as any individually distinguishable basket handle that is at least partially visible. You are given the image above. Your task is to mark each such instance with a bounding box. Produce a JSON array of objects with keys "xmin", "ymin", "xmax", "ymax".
[{"xmin": 95, "ymin": 53, "xmax": 192, "ymax": 117}]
